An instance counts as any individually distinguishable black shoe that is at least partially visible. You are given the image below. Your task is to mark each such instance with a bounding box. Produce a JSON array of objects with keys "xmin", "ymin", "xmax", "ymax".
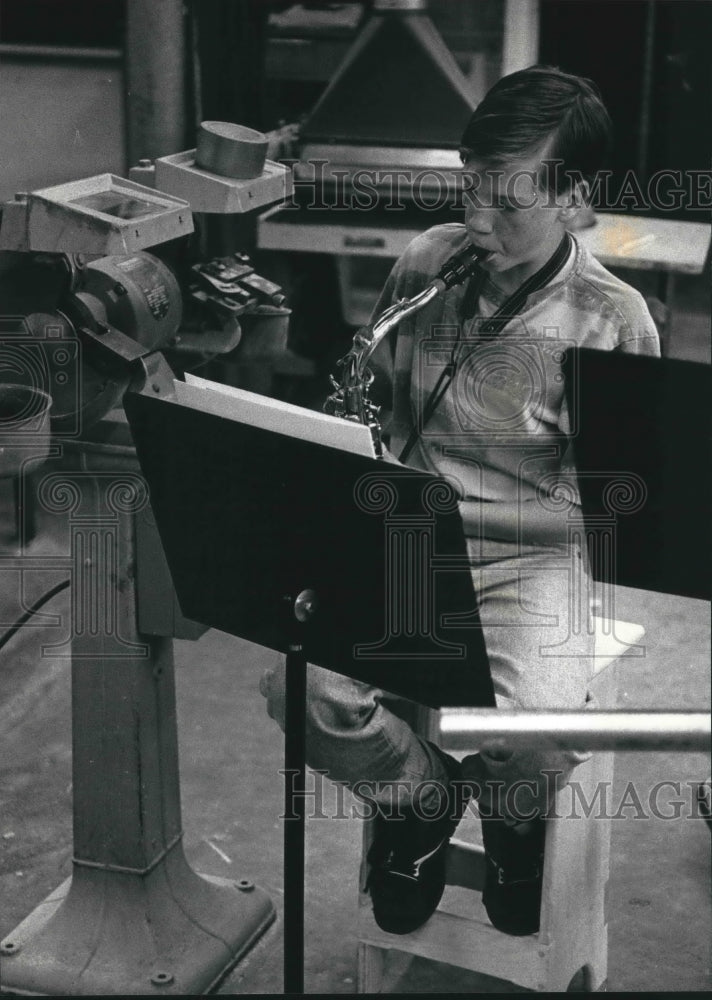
[
  {"xmin": 366, "ymin": 745, "xmax": 472, "ymax": 935},
  {"xmin": 480, "ymin": 813, "xmax": 546, "ymax": 936}
]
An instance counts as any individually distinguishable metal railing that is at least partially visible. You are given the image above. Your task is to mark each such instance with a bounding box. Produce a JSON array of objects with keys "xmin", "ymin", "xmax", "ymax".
[{"xmin": 439, "ymin": 709, "xmax": 711, "ymax": 752}]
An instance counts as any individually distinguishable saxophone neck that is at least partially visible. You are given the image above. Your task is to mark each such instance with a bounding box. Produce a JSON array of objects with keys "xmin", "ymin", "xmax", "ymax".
[{"xmin": 356, "ymin": 280, "xmax": 443, "ymax": 378}]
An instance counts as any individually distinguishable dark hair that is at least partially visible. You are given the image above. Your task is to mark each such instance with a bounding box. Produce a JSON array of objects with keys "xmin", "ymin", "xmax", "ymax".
[{"xmin": 459, "ymin": 65, "xmax": 612, "ymax": 193}]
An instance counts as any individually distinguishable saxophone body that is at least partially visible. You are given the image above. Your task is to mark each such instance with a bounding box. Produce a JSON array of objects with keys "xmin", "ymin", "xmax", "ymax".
[{"xmin": 324, "ymin": 242, "xmax": 489, "ymax": 456}]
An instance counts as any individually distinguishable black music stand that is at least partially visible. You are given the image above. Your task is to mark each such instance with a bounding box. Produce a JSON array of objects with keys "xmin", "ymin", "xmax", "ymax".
[
  {"xmin": 124, "ymin": 382, "xmax": 493, "ymax": 995},
  {"xmin": 563, "ymin": 347, "xmax": 711, "ymax": 601}
]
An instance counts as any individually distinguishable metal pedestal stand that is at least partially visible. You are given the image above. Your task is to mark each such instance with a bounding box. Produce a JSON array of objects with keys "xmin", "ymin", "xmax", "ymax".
[{"xmin": 0, "ymin": 436, "xmax": 275, "ymax": 996}]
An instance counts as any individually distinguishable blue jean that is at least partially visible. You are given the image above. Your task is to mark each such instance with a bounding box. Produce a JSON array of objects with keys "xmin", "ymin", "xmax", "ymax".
[{"xmin": 260, "ymin": 538, "xmax": 595, "ymax": 820}]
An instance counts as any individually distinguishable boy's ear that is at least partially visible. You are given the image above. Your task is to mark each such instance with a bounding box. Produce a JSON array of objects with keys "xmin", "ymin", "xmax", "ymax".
[
  {"xmin": 558, "ymin": 179, "xmax": 590, "ymax": 221},
  {"xmin": 573, "ymin": 178, "xmax": 591, "ymax": 207}
]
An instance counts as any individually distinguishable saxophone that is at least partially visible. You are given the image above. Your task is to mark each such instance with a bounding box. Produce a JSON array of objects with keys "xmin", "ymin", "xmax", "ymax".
[{"xmin": 324, "ymin": 242, "xmax": 489, "ymax": 456}]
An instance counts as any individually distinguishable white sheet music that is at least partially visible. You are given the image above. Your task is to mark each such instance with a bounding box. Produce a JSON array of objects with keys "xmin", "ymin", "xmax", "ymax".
[{"xmin": 175, "ymin": 374, "xmax": 378, "ymax": 458}]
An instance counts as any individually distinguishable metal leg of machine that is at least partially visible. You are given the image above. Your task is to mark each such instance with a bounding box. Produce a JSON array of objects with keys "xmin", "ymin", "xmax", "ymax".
[{"xmin": 0, "ymin": 443, "xmax": 275, "ymax": 996}]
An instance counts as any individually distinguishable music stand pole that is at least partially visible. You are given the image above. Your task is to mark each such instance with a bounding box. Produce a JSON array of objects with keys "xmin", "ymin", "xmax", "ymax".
[{"xmin": 283, "ymin": 590, "xmax": 317, "ymax": 995}]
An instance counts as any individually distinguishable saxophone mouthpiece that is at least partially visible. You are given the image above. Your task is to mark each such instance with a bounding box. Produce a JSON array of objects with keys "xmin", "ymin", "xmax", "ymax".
[{"xmin": 437, "ymin": 243, "xmax": 490, "ymax": 289}]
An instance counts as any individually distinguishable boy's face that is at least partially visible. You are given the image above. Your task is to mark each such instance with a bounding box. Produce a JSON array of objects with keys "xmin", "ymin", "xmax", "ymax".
[{"xmin": 461, "ymin": 148, "xmax": 570, "ymax": 279}]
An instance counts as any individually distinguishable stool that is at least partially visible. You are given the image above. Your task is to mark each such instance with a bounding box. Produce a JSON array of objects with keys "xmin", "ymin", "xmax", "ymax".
[{"xmin": 357, "ymin": 617, "xmax": 645, "ymax": 994}]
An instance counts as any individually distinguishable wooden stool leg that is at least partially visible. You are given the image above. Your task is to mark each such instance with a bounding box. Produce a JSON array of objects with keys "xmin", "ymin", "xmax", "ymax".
[
  {"xmin": 537, "ymin": 663, "xmax": 618, "ymax": 992},
  {"xmin": 357, "ymin": 942, "xmax": 387, "ymax": 994},
  {"xmin": 567, "ymin": 963, "xmax": 608, "ymax": 992}
]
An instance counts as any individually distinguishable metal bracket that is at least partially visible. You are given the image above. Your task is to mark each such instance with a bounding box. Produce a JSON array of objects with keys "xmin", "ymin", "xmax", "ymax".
[
  {"xmin": 128, "ymin": 351, "xmax": 177, "ymax": 399},
  {"xmin": 77, "ymin": 322, "xmax": 153, "ymax": 366}
]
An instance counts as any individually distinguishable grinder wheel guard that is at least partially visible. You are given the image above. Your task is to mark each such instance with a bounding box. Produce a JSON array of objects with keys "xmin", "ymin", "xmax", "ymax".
[{"xmin": 0, "ymin": 250, "xmax": 182, "ymax": 434}]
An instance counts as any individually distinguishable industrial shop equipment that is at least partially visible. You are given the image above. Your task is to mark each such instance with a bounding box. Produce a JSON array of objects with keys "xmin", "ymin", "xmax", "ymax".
[{"xmin": 0, "ymin": 134, "xmax": 294, "ymax": 997}]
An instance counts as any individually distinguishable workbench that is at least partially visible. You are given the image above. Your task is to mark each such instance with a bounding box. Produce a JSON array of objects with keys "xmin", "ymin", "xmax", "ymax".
[{"xmin": 573, "ymin": 213, "xmax": 711, "ymax": 355}]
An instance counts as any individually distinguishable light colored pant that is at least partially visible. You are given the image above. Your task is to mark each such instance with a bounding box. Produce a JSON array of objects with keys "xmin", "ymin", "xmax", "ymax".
[{"xmin": 260, "ymin": 538, "xmax": 595, "ymax": 820}]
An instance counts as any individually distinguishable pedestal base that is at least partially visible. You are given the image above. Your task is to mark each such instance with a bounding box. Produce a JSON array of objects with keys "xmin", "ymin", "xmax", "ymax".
[{"xmin": 0, "ymin": 844, "xmax": 275, "ymax": 996}]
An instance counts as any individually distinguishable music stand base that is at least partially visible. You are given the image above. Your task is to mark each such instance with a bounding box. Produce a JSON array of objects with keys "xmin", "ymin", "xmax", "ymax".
[{"xmin": 0, "ymin": 844, "xmax": 275, "ymax": 996}]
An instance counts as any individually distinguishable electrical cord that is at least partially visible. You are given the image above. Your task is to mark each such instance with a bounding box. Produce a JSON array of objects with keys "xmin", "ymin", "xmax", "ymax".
[{"xmin": 0, "ymin": 579, "xmax": 70, "ymax": 653}]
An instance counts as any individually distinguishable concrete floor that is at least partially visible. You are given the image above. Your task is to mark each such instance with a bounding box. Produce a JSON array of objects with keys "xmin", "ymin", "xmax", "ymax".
[
  {"xmin": 1, "ymin": 279, "xmax": 710, "ymax": 994},
  {"xmin": 0, "ymin": 572, "xmax": 709, "ymax": 994}
]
